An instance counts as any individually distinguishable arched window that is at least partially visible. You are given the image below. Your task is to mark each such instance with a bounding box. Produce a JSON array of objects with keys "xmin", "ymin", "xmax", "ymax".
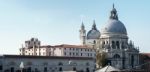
[
  {"xmin": 73, "ymin": 62, "xmax": 77, "ymax": 66},
  {"xmin": 86, "ymin": 62, "xmax": 89, "ymax": 66},
  {"xmin": 93, "ymin": 40, "xmax": 96, "ymax": 44},
  {"xmin": 43, "ymin": 62, "xmax": 48, "ymax": 66},
  {"xmin": 58, "ymin": 62, "xmax": 63, "ymax": 66},
  {"xmin": 103, "ymin": 41, "xmax": 105, "ymax": 45},
  {"xmin": 9, "ymin": 61, "xmax": 16, "ymax": 66},
  {"xmin": 26, "ymin": 61, "xmax": 32, "ymax": 66},
  {"xmin": 116, "ymin": 41, "xmax": 120, "ymax": 49},
  {"xmin": 106, "ymin": 41, "xmax": 108, "ymax": 44},
  {"xmin": 121, "ymin": 42, "xmax": 124, "ymax": 49},
  {"xmin": 113, "ymin": 54, "xmax": 120, "ymax": 59},
  {"xmin": 102, "ymin": 41, "xmax": 105, "ymax": 48},
  {"xmin": 112, "ymin": 41, "xmax": 115, "ymax": 49}
]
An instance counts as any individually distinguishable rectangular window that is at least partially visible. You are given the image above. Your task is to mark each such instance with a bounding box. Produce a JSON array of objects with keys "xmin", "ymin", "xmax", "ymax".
[
  {"xmin": 70, "ymin": 48, "xmax": 71, "ymax": 50},
  {"xmin": 81, "ymin": 49, "xmax": 82, "ymax": 51},
  {"xmin": 70, "ymin": 52, "xmax": 71, "ymax": 56},
  {"xmin": 49, "ymin": 52, "xmax": 51, "ymax": 56},
  {"xmin": 76, "ymin": 53, "xmax": 78, "ymax": 56},
  {"xmin": 81, "ymin": 53, "xmax": 82, "ymax": 56},
  {"xmin": 64, "ymin": 52, "xmax": 66, "ymax": 55},
  {"xmin": 90, "ymin": 53, "xmax": 92, "ymax": 56}
]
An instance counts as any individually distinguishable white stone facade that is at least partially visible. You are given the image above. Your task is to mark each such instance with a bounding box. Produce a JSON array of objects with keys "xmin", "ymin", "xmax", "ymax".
[
  {"xmin": 0, "ymin": 55, "xmax": 95, "ymax": 72},
  {"xmin": 79, "ymin": 5, "xmax": 140, "ymax": 69}
]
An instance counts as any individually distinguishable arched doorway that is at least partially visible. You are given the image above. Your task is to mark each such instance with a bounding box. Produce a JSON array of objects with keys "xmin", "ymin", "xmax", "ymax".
[
  {"xmin": 44, "ymin": 67, "xmax": 47, "ymax": 72},
  {"xmin": 86, "ymin": 68, "xmax": 89, "ymax": 72},
  {"xmin": 59, "ymin": 67, "xmax": 62, "ymax": 71},
  {"xmin": 131, "ymin": 55, "xmax": 134, "ymax": 68},
  {"xmin": 73, "ymin": 67, "xmax": 76, "ymax": 71},
  {"xmin": 27, "ymin": 67, "xmax": 31, "ymax": 72},
  {"xmin": 10, "ymin": 67, "xmax": 14, "ymax": 72}
]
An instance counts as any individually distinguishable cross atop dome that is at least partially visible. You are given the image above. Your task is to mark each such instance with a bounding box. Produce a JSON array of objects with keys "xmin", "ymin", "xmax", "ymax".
[{"xmin": 110, "ymin": 4, "xmax": 118, "ymax": 20}]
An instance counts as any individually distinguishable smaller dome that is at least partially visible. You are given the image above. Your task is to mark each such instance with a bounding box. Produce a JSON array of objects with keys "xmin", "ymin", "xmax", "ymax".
[
  {"xmin": 87, "ymin": 21, "xmax": 100, "ymax": 39},
  {"xmin": 87, "ymin": 29, "xmax": 100, "ymax": 39}
]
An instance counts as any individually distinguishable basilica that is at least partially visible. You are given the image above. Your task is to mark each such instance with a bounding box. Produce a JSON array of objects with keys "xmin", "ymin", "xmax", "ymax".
[
  {"xmin": 79, "ymin": 4, "xmax": 139, "ymax": 69},
  {"xmin": 0, "ymin": 4, "xmax": 142, "ymax": 72}
]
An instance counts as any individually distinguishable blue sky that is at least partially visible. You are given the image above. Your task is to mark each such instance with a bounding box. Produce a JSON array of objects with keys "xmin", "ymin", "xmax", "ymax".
[{"xmin": 0, "ymin": 0, "xmax": 150, "ymax": 54}]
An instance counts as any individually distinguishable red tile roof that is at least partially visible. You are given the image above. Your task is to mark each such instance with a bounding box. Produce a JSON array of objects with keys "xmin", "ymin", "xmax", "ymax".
[
  {"xmin": 22, "ymin": 44, "xmax": 93, "ymax": 49},
  {"xmin": 52, "ymin": 44, "xmax": 92, "ymax": 49},
  {"xmin": 140, "ymin": 53, "xmax": 150, "ymax": 58}
]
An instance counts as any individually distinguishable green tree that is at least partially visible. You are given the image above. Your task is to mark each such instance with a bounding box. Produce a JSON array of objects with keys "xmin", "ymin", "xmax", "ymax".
[{"xmin": 96, "ymin": 52, "xmax": 107, "ymax": 68}]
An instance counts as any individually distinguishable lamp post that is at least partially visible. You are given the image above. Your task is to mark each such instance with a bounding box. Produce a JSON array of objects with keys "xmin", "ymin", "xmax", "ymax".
[{"xmin": 20, "ymin": 61, "xmax": 24, "ymax": 72}]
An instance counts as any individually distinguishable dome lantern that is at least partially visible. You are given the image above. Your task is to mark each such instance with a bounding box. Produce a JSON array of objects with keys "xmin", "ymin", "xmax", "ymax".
[{"xmin": 110, "ymin": 4, "xmax": 118, "ymax": 20}]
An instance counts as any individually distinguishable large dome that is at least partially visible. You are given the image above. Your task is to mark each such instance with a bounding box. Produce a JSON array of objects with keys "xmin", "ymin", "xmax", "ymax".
[
  {"xmin": 101, "ymin": 19, "xmax": 127, "ymax": 34},
  {"xmin": 101, "ymin": 5, "xmax": 127, "ymax": 35},
  {"xmin": 87, "ymin": 21, "xmax": 100, "ymax": 39}
]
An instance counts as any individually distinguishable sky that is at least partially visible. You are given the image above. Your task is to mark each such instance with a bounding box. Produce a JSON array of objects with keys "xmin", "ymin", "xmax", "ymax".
[{"xmin": 0, "ymin": 0, "xmax": 150, "ymax": 54}]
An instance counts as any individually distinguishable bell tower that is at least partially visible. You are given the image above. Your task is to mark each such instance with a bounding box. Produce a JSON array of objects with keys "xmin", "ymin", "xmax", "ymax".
[{"xmin": 79, "ymin": 22, "xmax": 86, "ymax": 45}]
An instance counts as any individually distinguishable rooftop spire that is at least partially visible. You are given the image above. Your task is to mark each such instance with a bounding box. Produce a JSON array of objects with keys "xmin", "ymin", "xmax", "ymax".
[
  {"xmin": 113, "ymin": 3, "xmax": 114, "ymax": 9},
  {"xmin": 110, "ymin": 4, "xmax": 118, "ymax": 20},
  {"xmin": 92, "ymin": 20, "xmax": 97, "ymax": 30},
  {"xmin": 81, "ymin": 21, "xmax": 85, "ymax": 30}
]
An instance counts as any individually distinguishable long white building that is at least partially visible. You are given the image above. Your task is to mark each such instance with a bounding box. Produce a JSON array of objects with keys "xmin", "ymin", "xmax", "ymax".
[
  {"xmin": 0, "ymin": 55, "xmax": 95, "ymax": 72},
  {"xmin": 20, "ymin": 38, "xmax": 96, "ymax": 58}
]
